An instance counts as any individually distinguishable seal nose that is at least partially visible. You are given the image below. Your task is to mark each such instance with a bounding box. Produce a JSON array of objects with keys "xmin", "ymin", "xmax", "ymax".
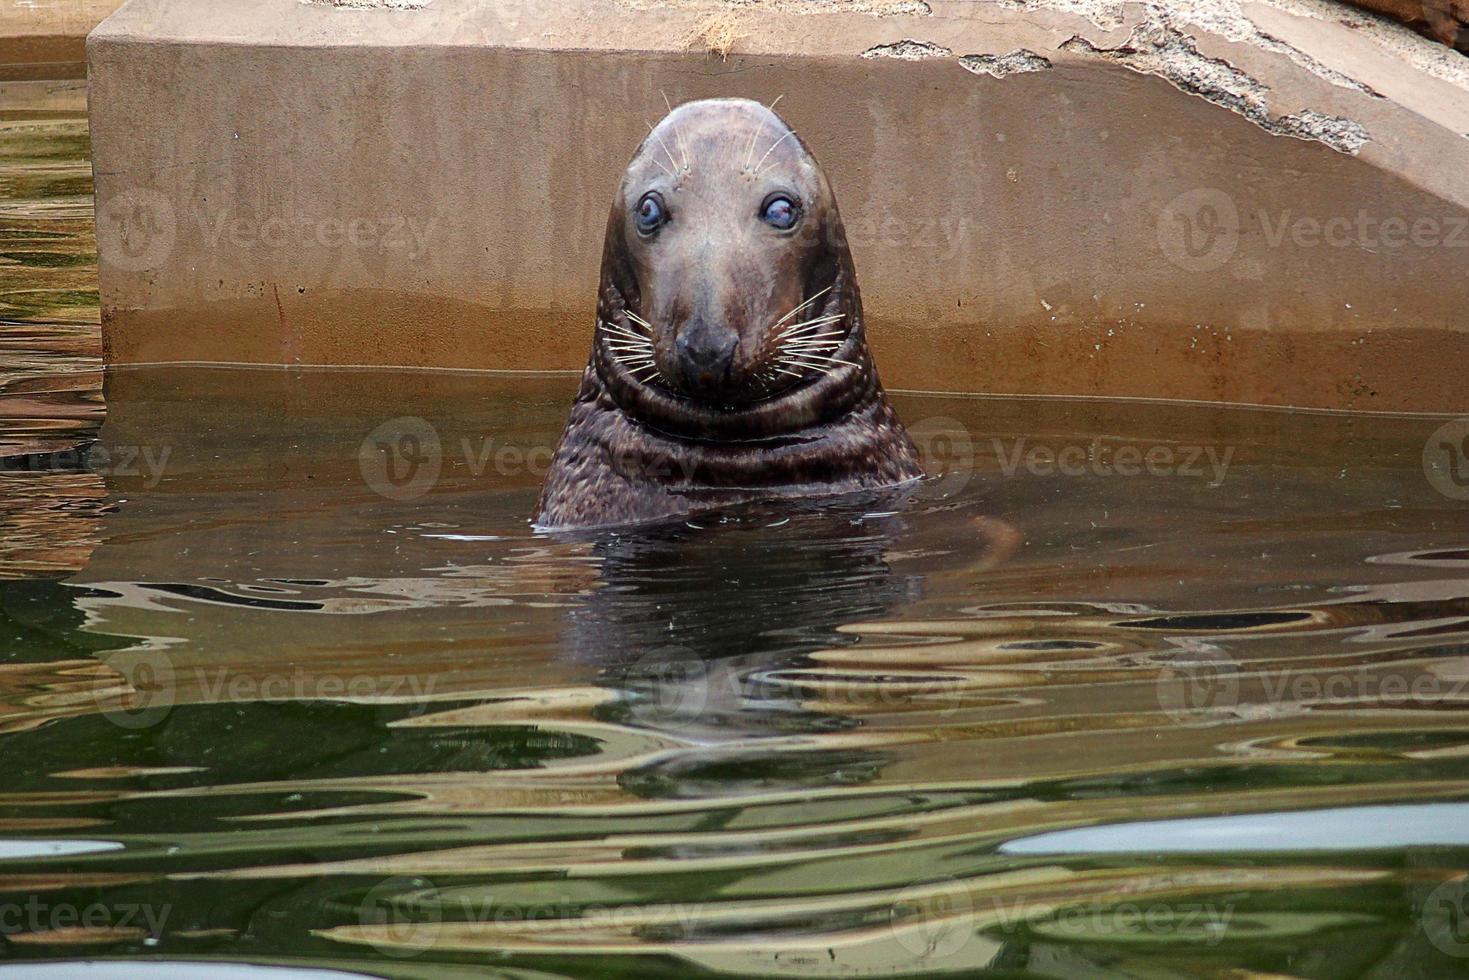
[{"xmin": 675, "ymin": 322, "xmax": 739, "ymax": 392}]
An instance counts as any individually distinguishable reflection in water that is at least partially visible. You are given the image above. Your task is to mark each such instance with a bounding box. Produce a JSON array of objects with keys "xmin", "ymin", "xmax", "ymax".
[
  {"xmin": 0, "ymin": 367, "xmax": 1465, "ymax": 977},
  {"xmin": 6, "ymin": 92, "xmax": 1469, "ymax": 978},
  {"xmin": 563, "ymin": 504, "xmax": 1016, "ymax": 757}
]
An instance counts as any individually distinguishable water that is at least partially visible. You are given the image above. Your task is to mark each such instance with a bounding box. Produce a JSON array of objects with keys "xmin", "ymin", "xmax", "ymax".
[{"xmin": 3, "ymin": 85, "xmax": 1469, "ymax": 980}]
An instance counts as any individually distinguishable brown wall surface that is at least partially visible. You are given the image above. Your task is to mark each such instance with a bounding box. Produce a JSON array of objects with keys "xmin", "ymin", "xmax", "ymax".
[
  {"xmin": 87, "ymin": 0, "xmax": 1469, "ymax": 411},
  {"xmin": 1, "ymin": 0, "xmax": 125, "ymax": 79}
]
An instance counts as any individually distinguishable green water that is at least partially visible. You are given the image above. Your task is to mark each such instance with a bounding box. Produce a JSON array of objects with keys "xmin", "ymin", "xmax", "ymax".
[{"xmin": 3, "ymin": 85, "xmax": 1469, "ymax": 980}]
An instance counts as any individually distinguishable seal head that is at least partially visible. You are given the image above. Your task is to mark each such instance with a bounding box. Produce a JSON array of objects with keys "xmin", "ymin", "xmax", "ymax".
[{"xmin": 535, "ymin": 98, "xmax": 922, "ymax": 529}]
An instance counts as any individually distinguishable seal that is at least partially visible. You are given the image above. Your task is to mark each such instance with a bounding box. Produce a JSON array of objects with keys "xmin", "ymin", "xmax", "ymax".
[{"xmin": 534, "ymin": 98, "xmax": 923, "ymax": 530}]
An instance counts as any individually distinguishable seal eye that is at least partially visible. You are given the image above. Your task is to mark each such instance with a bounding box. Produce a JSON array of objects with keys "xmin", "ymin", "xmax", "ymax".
[
  {"xmin": 761, "ymin": 194, "xmax": 800, "ymax": 231},
  {"xmin": 635, "ymin": 193, "xmax": 667, "ymax": 236}
]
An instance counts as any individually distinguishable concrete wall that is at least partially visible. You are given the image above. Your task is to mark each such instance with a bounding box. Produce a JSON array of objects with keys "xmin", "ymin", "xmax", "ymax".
[
  {"xmin": 87, "ymin": 0, "xmax": 1469, "ymax": 411},
  {"xmin": 2, "ymin": 0, "xmax": 125, "ymax": 80}
]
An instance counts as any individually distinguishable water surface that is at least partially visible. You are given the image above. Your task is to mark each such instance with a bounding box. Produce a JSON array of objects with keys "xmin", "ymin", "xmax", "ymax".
[{"xmin": 2, "ymin": 80, "xmax": 1469, "ymax": 980}]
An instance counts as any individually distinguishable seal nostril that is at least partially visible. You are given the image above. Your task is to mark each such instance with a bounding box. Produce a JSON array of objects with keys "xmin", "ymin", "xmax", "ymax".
[{"xmin": 676, "ymin": 326, "xmax": 738, "ymax": 382}]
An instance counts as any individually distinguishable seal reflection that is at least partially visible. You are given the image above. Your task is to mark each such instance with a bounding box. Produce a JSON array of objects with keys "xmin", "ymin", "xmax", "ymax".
[{"xmin": 556, "ymin": 494, "xmax": 1019, "ymax": 797}]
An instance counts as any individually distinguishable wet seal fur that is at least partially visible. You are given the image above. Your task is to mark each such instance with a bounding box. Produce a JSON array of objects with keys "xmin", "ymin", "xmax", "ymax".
[{"xmin": 534, "ymin": 98, "xmax": 922, "ymax": 530}]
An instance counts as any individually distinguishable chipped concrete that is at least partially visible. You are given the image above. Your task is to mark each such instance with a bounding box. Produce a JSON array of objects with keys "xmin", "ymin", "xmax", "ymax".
[
  {"xmin": 1269, "ymin": 107, "xmax": 1372, "ymax": 150},
  {"xmin": 959, "ymin": 48, "xmax": 1054, "ymax": 76},
  {"xmin": 1062, "ymin": 20, "xmax": 1370, "ymax": 153},
  {"xmin": 617, "ymin": 0, "xmax": 932, "ymax": 15},
  {"xmin": 300, "ymin": 0, "xmax": 432, "ymax": 8},
  {"xmin": 861, "ymin": 38, "xmax": 952, "ymax": 57}
]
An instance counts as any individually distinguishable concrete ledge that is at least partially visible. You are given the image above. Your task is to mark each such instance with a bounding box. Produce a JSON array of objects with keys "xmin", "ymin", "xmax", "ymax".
[
  {"xmin": 87, "ymin": 0, "xmax": 1469, "ymax": 411},
  {"xmin": 1, "ymin": 0, "xmax": 125, "ymax": 80}
]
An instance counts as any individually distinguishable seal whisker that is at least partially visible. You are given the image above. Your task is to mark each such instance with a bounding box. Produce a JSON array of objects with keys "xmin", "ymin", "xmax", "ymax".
[
  {"xmin": 604, "ymin": 329, "xmax": 652, "ymax": 346},
  {"xmin": 767, "ymin": 286, "xmax": 833, "ymax": 333},
  {"xmin": 644, "ymin": 123, "xmax": 682, "ymax": 178},
  {"xmin": 742, "ymin": 119, "xmax": 766, "ymax": 172},
  {"xmin": 754, "ymin": 129, "xmax": 798, "ymax": 176},
  {"xmin": 778, "ymin": 363, "xmax": 834, "ymax": 378},
  {"xmin": 740, "ymin": 95, "xmax": 787, "ymax": 173},
  {"xmin": 661, "ymin": 91, "xmax": 691, "ymax": 171},
  {"xmin": 777, "ymin": 313, "xmax": 846, "ymax": 334},
  {"xmin": 622, "ymin": 310, "xmax": 654, "ymax": 331},
  {"xmin": 775, "ymin": 314, "xmax": 846, "ymax": 339},
  {"xmin": 782, "ymin": 331, "xmax": 845, "ymax": 343},
  {"xmin": 644, "ymin": 153, "xmax": 676, "ymax": 181},
  {"xmin": 780, "ymin": 353, "xmax": 859, "ymax": 369}
]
